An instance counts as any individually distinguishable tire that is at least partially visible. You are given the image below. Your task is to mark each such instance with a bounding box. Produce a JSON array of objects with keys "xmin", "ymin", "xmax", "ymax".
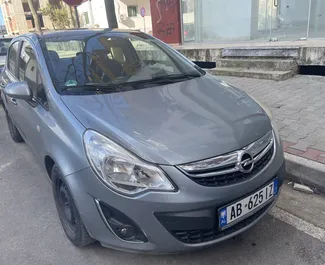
[
  {"xmin": 51, "ymin": 165, "xmax": 94, "ymax": 247},
  {"xmin": 5, "ymin": 109, "xmax": 24, "ymax": 143}
]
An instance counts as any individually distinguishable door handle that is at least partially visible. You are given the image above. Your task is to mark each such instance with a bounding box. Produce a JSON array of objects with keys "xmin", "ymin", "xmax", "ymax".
[
  {"xmin": 10, "ymin": 98, "xmax": 17, "ymax": 105},
  {"xmin": 274, "ymin": 0, "xmax": 278, "ymax": 7}
]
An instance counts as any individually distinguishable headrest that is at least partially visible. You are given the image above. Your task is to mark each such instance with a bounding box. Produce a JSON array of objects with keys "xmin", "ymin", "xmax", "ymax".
[{"xmin": 47, "ymin": 50, "xmax": 60, "ymax": 61}]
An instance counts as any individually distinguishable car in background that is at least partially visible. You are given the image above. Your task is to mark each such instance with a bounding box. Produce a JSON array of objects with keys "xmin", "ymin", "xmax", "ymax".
[
  {"xmin": 0, "ymin": 38, "xmax": 12, "ymax": 68},
  {"xmin": 0, "ymin": 38, "xmax": 12, "ymax": 103},
  {"xmin": 0, "ymin": 29, "xmax": 285, "ymax": 253}
]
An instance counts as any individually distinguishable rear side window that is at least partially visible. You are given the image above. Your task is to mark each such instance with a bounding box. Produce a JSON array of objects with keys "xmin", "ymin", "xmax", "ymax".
[{"xmin": 8, "ymin": 41, "xmax": 19, "ymax": 76}]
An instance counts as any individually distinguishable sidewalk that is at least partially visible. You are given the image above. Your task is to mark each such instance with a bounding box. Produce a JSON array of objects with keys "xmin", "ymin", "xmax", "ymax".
[{"xmin": 220, "ymin": 75, "xmax": 325, "ymax": 192}]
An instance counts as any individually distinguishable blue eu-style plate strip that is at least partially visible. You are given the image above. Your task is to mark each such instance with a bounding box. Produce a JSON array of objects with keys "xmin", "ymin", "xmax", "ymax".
[
  {"xmin": 219, "ymin": 208, "xmax": 227, "ymax": 228},
  {"xmin": 273, "ymin": 178, "xmax": 279, "ymax": 195}
]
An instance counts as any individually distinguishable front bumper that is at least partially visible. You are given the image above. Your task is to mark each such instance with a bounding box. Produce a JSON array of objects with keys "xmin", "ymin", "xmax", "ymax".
[{"xmin": 65, "ymin": 152, "xmax": 285, "ymax": 253}]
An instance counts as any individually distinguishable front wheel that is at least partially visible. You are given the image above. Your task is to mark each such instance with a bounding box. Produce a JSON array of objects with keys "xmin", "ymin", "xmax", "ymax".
[
  {"xmin": 5, "ymin": 110, "xmax": 24, "ymax": 143},
  {"xmin": 51, "ymin": 165, "xmax": 94, "ymax": 247}
]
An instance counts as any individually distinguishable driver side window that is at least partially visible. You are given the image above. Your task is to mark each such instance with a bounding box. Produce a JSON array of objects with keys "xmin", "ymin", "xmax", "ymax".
[
  {"xmin": 19, "ymin": 41, "xmax": 47, "ymax": 107},
  {"xmin": 8, "ymin": 42, "xmax": 19, "ymax": 76}
]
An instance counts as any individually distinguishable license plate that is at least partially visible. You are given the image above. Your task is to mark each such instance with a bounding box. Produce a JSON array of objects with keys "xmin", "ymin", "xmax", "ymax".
[{"xmin": 219, "ymin": 178, "xmax": 278, "ymax": 229}]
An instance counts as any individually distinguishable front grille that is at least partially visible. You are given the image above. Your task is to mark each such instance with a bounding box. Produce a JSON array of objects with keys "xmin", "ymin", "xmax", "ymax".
[
  {"xmin": 178, "ymin": 131, "xmax": 275, "ymax": 187},
  {"xmin": 189, "ymin": 145, "xmax": 274, "ymax": 187},
  {"xmin": 171, "ymin": 202, "xmax": 272, "ymax": 244}
]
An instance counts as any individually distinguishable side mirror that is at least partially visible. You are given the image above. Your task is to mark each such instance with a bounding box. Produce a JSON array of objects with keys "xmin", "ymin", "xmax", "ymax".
[
  {"xmin": 4, "ymin": 81, "xmax": 32, "ymax": 101},
  {"xmin": 192, "ymin": 61, "xmax": 216, "ymax": 69}
]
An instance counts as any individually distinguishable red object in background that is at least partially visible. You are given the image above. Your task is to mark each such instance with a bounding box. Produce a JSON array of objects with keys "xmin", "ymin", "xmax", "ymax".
[
  {"xmin": 149, "ymin": 0, "xmax": 181, "ymax": 45},
  {"xmin": 62, "ymin": 0, "xmax": 84, "ymax": 6}
]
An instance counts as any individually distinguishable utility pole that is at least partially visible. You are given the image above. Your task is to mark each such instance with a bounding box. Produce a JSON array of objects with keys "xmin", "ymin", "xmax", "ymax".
[
  {"xmin": 104, "ymin": 0, "xmax": 118, "ymax": 28},
  {"xmin": 88, "ymin": 0, "xmax": 95, "ymax": 27},
  {"xmin": 27, "ymin": 0, "xmax": 42, "ymax": 33},
  {"xmin": 74, "ymin": 6, "xmax": 81, "ymax": 28}
]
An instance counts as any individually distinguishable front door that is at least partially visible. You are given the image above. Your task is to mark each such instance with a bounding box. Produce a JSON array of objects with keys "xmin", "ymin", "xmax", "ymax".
[
  {"xmin": 12, "ymin": 40, "xmax": 49, "ymax": 158},
  {"xmin": 3, "ymin": 41, "xmax": 26, "ymax": 134}
]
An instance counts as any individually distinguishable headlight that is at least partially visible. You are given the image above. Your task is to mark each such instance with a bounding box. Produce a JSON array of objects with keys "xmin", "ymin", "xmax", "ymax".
[{"xmin": 83, "ymin": 130, "xmax": 175, "ymax": 195}]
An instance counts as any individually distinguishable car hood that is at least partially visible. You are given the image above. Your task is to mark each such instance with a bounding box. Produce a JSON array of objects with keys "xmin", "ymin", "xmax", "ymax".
[{"xmin": 61, "ymin": 74, "xmax": 272, "ymax": 165}]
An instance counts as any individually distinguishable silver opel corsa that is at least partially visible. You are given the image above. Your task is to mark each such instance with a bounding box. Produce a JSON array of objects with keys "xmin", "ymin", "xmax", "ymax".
[{"xmin": 0, "ymin": 29, "xmax": 285, "ymax": 253}]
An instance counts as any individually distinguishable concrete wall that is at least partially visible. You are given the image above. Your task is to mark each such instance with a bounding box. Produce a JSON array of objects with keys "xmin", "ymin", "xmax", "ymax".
[{"xmin": 176, "ymin": 45, "xmax": 325, "ymax": 67}]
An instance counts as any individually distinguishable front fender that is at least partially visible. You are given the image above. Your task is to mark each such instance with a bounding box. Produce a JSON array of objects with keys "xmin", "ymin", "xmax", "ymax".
[{"xmin": 41, "ymin": 91, "xmax": 90, "ymax": 177}]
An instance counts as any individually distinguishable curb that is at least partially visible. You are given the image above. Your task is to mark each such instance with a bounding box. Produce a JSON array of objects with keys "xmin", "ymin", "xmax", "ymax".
[{"xmin": 285, "ymin": 152, "xmax": 325, "ymax": 194}]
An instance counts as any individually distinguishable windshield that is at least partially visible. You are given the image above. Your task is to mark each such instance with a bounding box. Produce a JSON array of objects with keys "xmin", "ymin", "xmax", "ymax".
[
  {"xmin": 40, "ymin": 31, "xmax": 204, "ymax": 95},
  {"xmin": 0, "ymin": 38, "xmax": 11, "ymax": 55}
]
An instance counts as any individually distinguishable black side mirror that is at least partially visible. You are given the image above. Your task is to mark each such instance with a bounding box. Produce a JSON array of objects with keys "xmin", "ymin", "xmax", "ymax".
[
  {"xmin": 192, "ymin": 61, "xmax": 216, "ymax": 69},
  {"xmin": 3, "ymin": 81, "xmax": 33, "ymax": 101}
]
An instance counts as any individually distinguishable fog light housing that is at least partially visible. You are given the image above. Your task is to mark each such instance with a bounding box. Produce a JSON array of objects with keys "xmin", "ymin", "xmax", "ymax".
[{"xmin": 96, "ymin": 200, "xmax": 147, "ymax": 243}]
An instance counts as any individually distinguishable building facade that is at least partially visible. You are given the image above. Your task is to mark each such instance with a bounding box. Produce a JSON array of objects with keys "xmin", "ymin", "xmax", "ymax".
[
  {"xmin": 2, "ymin": 0, "xmax": 325, "ymax": 45},
  {"xmin": 77, "ymin": 0, "xmax": 153, "ymax": 34},
  {"xmin": 180, "ymin": 0, "xmax": 325, "ymax": 44},
  {"xmin": 77, "ymin": 0, "xmax": 325, "ymax": 45},
  {"xmin": 1, "ymin": 0, "xmax": 54, "ymax": 35}
]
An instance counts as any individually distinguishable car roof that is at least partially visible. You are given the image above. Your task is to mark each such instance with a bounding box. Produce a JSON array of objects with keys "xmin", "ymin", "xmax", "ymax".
[{"xmin": 16, "ymin": 28, "xmax": 142, "ymax": 41}]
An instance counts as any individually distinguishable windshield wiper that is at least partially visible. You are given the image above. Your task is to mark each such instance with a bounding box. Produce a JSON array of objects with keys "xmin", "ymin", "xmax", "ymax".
[
  {"xmin": 123, "ymin": 73, "xmax": 202, "ymax": 87},
  {"xmin": 61, "ymin": 73, "xmax": 202, "ymax": 93},
  {"xmin": 61, "ymin": 83, "xmax": 121, "ymax": 92},
  {"xmin": 151, "ymin": 73, "xmax": 201, "ymax": 81}
]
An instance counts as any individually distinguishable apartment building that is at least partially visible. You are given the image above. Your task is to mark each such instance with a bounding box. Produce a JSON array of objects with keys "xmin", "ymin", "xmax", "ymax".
[{"xmin": 1, "ymin": 0, "xmax": 54, "ymax": 35}]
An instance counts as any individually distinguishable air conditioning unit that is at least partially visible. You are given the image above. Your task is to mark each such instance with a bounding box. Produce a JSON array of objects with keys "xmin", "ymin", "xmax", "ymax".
[{"xmin": 120, "ymin": 14, "xmax": 127, "ymax": 21}]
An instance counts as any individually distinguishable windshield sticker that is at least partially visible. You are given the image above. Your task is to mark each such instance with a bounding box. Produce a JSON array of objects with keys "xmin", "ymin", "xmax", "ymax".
[{"xmin": 65, "ymin": 80, "xmax": 78, "ymax": 87}]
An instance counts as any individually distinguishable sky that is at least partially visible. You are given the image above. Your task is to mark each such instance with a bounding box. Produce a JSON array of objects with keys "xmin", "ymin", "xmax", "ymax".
[{"xmin": 0, "ymin": 8, "xmax": 4, "ymax": 26}]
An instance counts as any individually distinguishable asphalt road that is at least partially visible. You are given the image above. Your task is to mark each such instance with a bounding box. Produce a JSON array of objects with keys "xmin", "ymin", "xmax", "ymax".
[{"xmin": 1, "ymin": 105, "xmax": 325, "ymax": 265}]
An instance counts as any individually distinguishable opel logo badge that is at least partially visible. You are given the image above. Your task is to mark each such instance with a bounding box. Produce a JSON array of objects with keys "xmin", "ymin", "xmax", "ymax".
[{"xmin": 238, "ymin": 151, "xmax": 254, "ymax": 173}]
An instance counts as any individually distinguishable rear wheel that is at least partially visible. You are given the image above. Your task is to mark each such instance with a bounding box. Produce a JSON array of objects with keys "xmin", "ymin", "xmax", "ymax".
[
  {"xmin": 51, "ymin": 165, "xmax": 94, "ymax": 247},
  {"xmin": 5, "ymin": 110, "xmax": 24, "ymax": 143}
]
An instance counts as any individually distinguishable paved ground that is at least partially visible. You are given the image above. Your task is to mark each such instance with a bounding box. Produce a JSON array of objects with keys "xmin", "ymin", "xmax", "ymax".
[
  {"xmin": 220, "ymin": 75, "xmax": 325, "ymax": 164},
  {"xmin": 1, "ymin": 105, "xmax": 325, "ymax": 265}
]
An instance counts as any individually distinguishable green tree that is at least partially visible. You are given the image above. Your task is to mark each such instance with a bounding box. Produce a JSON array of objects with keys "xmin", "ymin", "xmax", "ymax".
[{"xmin": 41, "ymin": 2, "xmax": 71, "ymax": 29}]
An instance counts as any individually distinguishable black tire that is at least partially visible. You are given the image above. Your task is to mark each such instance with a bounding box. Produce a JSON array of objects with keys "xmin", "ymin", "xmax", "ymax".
[
  {"xmin": 51, "ymin": 165, "xmax": 94, "ymax": 247},
  {"xmin": 5, "ymin": 109, "xmax": 24, "ymax": 143}
]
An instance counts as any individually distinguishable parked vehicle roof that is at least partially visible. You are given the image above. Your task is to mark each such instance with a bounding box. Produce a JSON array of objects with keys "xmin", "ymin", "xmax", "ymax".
[{"xmin": 15, "ymin": 28, "xmax": 144, "ymax": 41}]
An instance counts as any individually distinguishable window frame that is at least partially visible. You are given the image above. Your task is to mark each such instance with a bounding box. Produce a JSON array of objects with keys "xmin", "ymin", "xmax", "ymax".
[
  {"xmin": 127, "ymin": 5, "xmax": 138, "ymax": 17},
  {"xmin": 7, "ymin": 41, "xmax": 21, "ymax": 79},
  {"xmin": 17, "ymin": 39, "xmax": 48, "ymax": 110}
]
